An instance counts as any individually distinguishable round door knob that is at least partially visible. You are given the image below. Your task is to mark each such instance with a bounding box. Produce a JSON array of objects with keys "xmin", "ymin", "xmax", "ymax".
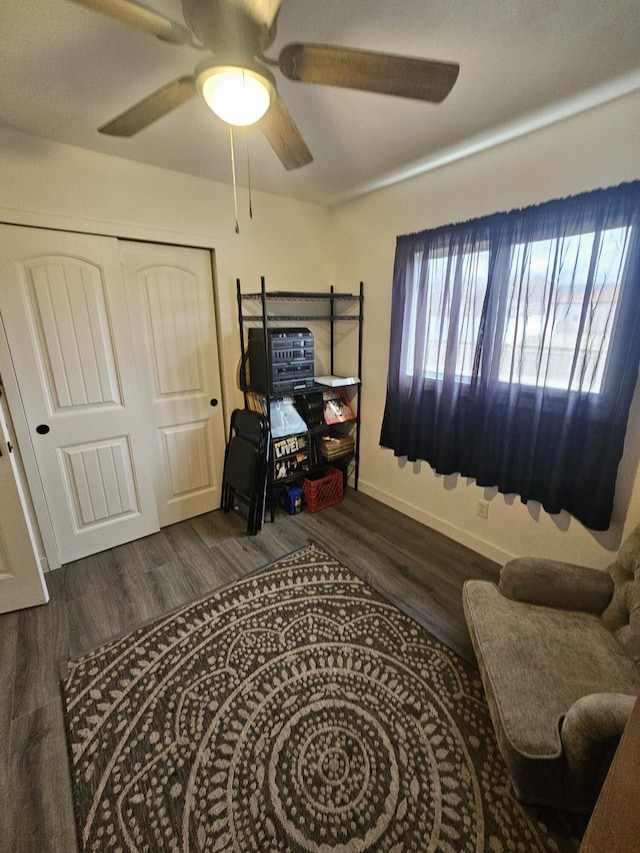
[
  {"xmin": 36, "ymin": 424, "xmax": 50, "ymax": 435},
  {"xmin": 210, "ymin": 398, "xmax": 218, "ymax": 407}
]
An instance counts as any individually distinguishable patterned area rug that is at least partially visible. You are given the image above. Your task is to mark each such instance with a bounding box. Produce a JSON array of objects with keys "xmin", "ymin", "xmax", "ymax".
[{"xmin": 62, "ymin": 543, "xmax": 579, "ymax": 852}]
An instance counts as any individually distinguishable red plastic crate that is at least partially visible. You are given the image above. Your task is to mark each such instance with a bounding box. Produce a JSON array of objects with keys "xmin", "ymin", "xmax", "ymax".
[{"xmin": 302, "ymin": 466, "xmax": 343, "ymax": 512}]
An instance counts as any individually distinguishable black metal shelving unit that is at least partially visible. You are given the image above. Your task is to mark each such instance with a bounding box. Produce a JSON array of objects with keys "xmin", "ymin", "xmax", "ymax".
[{"xmin": 236, "ymin": 276, "xmax": 364, "ymax": 492}]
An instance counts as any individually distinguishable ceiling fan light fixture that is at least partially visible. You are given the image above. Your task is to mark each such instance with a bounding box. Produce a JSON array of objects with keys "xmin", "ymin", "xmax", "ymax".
[{"xmin": 196, "ymin": 64, "xmax": 275, "ymax": 126}]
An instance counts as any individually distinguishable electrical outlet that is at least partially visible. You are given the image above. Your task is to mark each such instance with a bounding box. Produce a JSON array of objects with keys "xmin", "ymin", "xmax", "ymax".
[{"xmin": 477, "ymin": 500, "xmax": 489, "ymax": 519}]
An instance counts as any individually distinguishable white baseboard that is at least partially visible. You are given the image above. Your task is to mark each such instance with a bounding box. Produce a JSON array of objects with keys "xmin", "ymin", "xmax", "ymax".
[{"xmin": 358, "ymin": 479, "xmax": 514, "ymax": 567}]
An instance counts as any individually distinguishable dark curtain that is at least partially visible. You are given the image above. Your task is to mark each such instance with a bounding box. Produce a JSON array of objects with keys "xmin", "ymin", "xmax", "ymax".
[{"xmin": 380, "ymin": 182, "xmax": 640, "ymax": 530}]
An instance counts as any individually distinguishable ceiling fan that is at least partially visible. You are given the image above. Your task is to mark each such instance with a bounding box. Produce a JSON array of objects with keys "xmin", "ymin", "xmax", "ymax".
[{"xmin": 71, "ymin": 0, "xmax": 460, "ymax": 171}]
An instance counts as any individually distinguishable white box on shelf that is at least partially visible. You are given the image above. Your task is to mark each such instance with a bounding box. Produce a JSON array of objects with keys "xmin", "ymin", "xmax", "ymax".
[{"xmin": 314, "ymin": 375, "xmax": 360, "ymax": 387}]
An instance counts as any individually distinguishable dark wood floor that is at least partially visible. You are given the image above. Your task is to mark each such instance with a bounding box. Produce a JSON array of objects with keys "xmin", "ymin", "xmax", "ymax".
[{"xmin": 0, "ymin": 490, "xmax": 501, "ymax": 853}]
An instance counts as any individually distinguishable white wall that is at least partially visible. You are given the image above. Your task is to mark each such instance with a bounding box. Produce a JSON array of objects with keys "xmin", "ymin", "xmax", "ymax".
[
  {"xmin": 0, "ymin": 127, "xmax": 334, "ymax": 423},
  {"xmin": 331, "ymin": 89, "xmax": 640, "ymax": 568}
]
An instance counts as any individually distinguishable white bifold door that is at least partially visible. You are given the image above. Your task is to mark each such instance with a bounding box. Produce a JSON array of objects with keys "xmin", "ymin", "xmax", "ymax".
[
  {"xmin": 0, "ymin": 226, "xmax": 225, "ymax": 567},
  {"xmin": 120, "ymin": 241, "xmax": 225, "ymax": 528}
]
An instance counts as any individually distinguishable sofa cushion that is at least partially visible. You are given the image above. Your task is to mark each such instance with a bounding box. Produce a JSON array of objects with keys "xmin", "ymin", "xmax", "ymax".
[
  {"xmin": 463, "ymin": 580, "xmax": 640, "ymax": 759},
  {"xmin": 499, "ymin": 558, "xmax": 613, "ymax": 613}
]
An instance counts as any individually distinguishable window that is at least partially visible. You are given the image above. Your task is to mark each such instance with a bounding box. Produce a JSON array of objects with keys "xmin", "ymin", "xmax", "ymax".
[
  {"xmin": 381, "ymin": 183, "xmax": 640, "ymax": 530},
  {"xmin": 403, "ymin": 244, "xmax": 489, "ymax": 382},
  {"xmin": 403, "ymin": 227, "xmax": 629, "ymax": 393},
  {"xmin": 497, "ymin": 227, "xmax": 628, "ymax": 393}
]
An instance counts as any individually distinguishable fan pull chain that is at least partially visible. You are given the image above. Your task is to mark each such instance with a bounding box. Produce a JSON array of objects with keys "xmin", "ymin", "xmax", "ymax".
[
  {"xmin": 245, "ymin": 128, "xmax": 253, "ymax": 219},
  {"xmin": 229, "ymin": 125, "xmax": 240, "ymax": 234}
]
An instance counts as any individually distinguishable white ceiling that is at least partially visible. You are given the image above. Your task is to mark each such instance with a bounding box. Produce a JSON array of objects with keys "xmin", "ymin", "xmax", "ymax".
[{"xmin": 2, "ymin": 0, "xmax": 640, "ymax": 206}]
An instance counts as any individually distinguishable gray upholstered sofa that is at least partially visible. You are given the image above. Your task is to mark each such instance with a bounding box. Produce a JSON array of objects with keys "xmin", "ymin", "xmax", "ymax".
[{"xmin": 463, "ymin": 525, "xmax": 640, "ymax": 814}]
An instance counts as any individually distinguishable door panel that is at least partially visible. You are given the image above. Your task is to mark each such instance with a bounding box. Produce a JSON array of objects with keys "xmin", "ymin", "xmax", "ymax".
[
  {"xmin": 161, "ymin": 422, "xmax": 211, "ymax": 496},
  {"xmin": 0, "ymin": 226, "xmax": 160, "ymax": 563},
  {"xmin": 60, "ymin": 436, "xmax": 141, "ymax": 529},
  {"xmin": 120, "ymin": 242, "xmax": 225, "ymax": 527},
  {"xmin": 144, "ymin": 267, "xmax": 202, "ymax": 395},
  {"xmin": 26, "ymin": 257, "xmax": 122, "ymax": 409}
]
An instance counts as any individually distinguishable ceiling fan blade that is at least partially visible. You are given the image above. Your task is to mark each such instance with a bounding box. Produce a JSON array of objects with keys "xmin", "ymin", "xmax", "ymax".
[
  {"xmin": 69, "ymin": 0, "xmax": 192, "ymax": 44},
  {"xmin": 233, "ymin": 0, "xmax": 284, "ymax": 29},
  {"xmin": 99, "ymin": 76, "xmax": 197, "ymax": 136},
  {"xmin": 258, "ymin": 93, "xmax": 313, "ymax": 170},
  {"xmin": 279, "ymin": 43, "xmax": 460, "ymax": 103}
]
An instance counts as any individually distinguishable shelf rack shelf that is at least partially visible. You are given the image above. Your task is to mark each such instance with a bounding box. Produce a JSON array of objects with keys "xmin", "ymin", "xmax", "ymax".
[
  {"xmin": 240, "ymin": 292, "xmax": 362, "ymax": 323},
  {"xmin": 236, "ymin": 276, "xmax": 364, "ymax": 494}
]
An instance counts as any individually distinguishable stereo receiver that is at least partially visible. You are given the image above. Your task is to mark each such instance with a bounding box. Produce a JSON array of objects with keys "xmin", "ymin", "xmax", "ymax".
[{"xmin": 247, "ymin": 327, "xmax": 315, "ymax": 394}]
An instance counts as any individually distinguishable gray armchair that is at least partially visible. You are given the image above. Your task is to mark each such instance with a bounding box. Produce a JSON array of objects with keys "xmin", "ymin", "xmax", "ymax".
[{"xmin": 462, "ymin": 526, "xmax": 640, "ymax": 813}]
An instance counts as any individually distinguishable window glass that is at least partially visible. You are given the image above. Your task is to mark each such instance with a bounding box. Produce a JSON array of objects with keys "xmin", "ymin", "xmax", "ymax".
[
  {"xmin": 403, "ymin": 227, "xmax": 628, "ymax": 393},
  {"xmin": 499, "ymin": 227, "xmax": 628, "ymax": 392},
  {"xmin": 404, "ymin": 247, "xmax": 489, "ymax": 381}
]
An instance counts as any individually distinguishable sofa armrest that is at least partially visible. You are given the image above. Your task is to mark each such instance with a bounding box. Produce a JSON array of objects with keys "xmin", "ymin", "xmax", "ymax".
[
  {"xmin": 499, "ymin": 558, "xmax": 613, "ymax": 613},
  {"xmin": 560, "ymin": 693, "xmax": 637, "ymax": 804}
]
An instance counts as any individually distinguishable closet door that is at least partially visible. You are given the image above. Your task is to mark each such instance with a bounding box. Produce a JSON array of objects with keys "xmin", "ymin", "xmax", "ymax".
[
  {"xmin": 120, "ymin": 242, "xmax": 226, "ymax": 526},
  {"xmin": 0, "ymin": 372, "xmax": 49, "ymax": 613},
  {"xmin": 0, "ymin": 226, "xmax": 160, "ymax": 563}
]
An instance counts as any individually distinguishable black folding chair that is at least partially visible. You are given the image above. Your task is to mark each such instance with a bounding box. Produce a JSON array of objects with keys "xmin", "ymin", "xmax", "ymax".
[{"xmin": 221, "ymin": 409, "xmax": 271, "ymax": 535}]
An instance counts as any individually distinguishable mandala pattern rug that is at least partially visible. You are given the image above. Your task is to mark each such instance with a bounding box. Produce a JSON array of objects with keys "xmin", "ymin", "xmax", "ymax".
[{"xmin": 62, "ymin": 543, "xmax": 579, "ymax": 852}]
